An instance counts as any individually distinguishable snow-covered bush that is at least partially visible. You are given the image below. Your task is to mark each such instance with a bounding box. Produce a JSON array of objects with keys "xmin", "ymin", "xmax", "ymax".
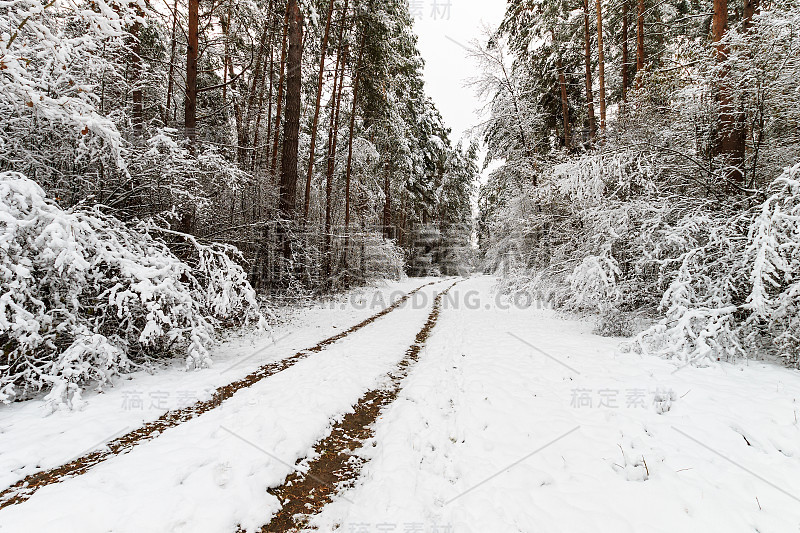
[
  {"xmin": 484, "ymin": 148, "xmax": 800, "ymax": 366},
  {"xmin": 631, "ymin": 165, "xmax": 800, "ymax": 366},
  {"xmin": 569, "ymin": 252, "xmax": 622, "ymax": 312},
  {"xmin": 633, "ymin": 259, "xmax": 744, "ymax": 364},
  {"xmin": 0, "ymin": 173, "xmax": 266, "ymax": 408},
  {"xmin": 744, "ymin": 164, "xmax": 800, "ymax": 366},
  {"xmin": 0, "ymin": 0, "xmax": 141, "ymax": 175},
  {"xmin": 569, "ymin": 252, "xmax": 636, "ymax": 336}
]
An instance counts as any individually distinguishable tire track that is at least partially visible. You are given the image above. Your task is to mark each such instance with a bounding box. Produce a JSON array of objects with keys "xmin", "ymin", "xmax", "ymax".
[
  {"xmin": 0, "ymin": 280, "xmax": 444, "ymax": 511},
  {"xmin": 256, "ymin": 280, "xmax": 460, "ymax": 532}
]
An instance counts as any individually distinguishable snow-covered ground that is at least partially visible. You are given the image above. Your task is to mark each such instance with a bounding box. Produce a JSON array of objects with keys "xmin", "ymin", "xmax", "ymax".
[
  {"xmin": 2, "ymin": 276, "xmax": 800, "ymax": 532},
  {"xmin": 311, "ymin": 277, "xmax": 800, "ymax": 533},
  {"xmin": 0, "ymin": 278, "xmax": 439, "ymax": 497}
]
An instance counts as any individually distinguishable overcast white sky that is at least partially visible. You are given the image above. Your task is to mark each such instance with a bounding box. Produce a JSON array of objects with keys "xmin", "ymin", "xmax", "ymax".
[{"xmin": 412, "ymin": 0, "xmax": 507, "ymax": 145}]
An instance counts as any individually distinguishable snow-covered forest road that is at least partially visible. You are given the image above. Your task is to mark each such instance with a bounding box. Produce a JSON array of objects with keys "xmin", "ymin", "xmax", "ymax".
[{"xmin": 2, "ymin": 277, "xmax": 800, "ymax": 533}]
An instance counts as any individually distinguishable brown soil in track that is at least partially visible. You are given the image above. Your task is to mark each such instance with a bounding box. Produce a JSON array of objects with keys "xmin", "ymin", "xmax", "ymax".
[
  {"xmin": 0, "ymin": 280, "xmax": 442, "ymax": 511},
  {"xmin": 259, "ymin": 281, "xmax": 460, "ymax": 533}
]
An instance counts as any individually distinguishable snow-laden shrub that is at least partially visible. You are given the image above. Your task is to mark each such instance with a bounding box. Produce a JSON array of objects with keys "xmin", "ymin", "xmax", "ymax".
[
  {"xmin": 0, "ymin": 173, "xmax": 267, "ymax": 408},
  {"xmin": 124, "ymin": 130, "xmax": 250, "ymax": 220},
  {"xmin": 485, "ymin": 148, "xmax": 800, "ymax": 366},
  {"xmin": 0, "ymin": 0, "xmax": 141, "ymax": 174},
  {"xmin": 363, "ymin": 235, "xmax": 406, "ymax": 282},
  {"xmin": 633, "ymin": 257, "xmax": 745, "ymax": 364},
  {"xmin": 484, "ymin": 151, "xmax": 666, "ymax": 313},
  {"xmin": 553, "ymin": 151, "xmax": 659, "ymax": 209},
  {"xmin": 568, "ymin": 252, "xmax": 636, "ymax": 337},
  {"xmin": 745, "ymin": 163, "xmax": 800, "ymax": 366},
  {"xmin": 569, "ymin": 252, "xmax": 622, "ymax": 312},
  {"xmin": 633, "ymin": 164, "xmax": 800, "ymax": 366}
]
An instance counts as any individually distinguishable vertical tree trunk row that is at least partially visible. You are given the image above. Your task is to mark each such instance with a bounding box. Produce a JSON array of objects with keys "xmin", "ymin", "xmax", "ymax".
[
  {"xmin": 185, "ymin": 0, "xmax": 199, "ymax": 140},
  {"xmin": 278, "ymin": 0, "xmax": 303, "ymax": 220},
  {"xmin": 595, "ymin": 0, "xmax": 607, "ymax": 133},
  {"xmin": 270, "ymin": 8, "xmax": 291, "ymax": 174},
  {"xmin": 622, "ymin": 0, "xmax": 629, "ymax": 102},
  {"xmin": 304, "ymin": 0, "xmax": 338, "ymax": 220},
  {"xmin": 636, "ymin": 0, "xmax": 645, "ymax": 87},
  {"xmin": 582, "ymin": 0, "xmax": 597, "ymax": 140}
]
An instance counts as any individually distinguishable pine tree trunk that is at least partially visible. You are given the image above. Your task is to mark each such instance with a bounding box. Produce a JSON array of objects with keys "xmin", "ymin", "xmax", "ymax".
[
  {"xmin": 342, "ymin": 35, "xmax": 364, "ymax": 280},
  {"xmin": 595, "ymin": 0, "xmax": 607, "ymax": 133},
  {"xmin": 165, "ymin": 0, "xmax": 178, "ymax": 123},
  {"xmin": 582, "ymin": 0, "xmax": 597, "ymax": 140},
  {"xmin": 270, "ymin": 8, "xmax": 291, "ymax": 173},
  {"xmin": 556, "ymin": 53, "xmax": 570, "ymax": 150},
  {"xmin": 265, "ymin": 4, "xmax": 276, "ymax": 169},
  {"xmin": 324, "ymin": 43, "xmax": 348, "ymax": 283},
  {"xmin": 383, "ymin": 161, "xmax": 392, "ymax": 240},
  {"xmin": 230, "ymin": 56, "xmax": 247, "ymax": 182},
  {"xmin": 251, "ymin": 0, "xmax": 274, "ymax": 172},
  {"xmin": 304, "ymin": 0, "xmax": 338, "ymax": 220},
  {"xmin": 743, "ymin": 0, "xmax": 759, "ymax": 30},
  {"xmin": 185, "ymin": 0, "xmax": 199, "ymax": 140},
  {"xmin": 241, "ymin": 25, "xmax": 270, "ymax": 169},
  {"xmin": 636, "ymin": 0, "xmax": 645, "ymax": 88},
  {"xmin": 345, "ymin": 33, "xmax": 365, "ymax": 235},
  {"xmin": 622, "ymin": 0, "xmax": 629, "ymax": 102},
  {"xmin": 129, "ymin": 11, "xmax": 144, "ymax": 135},
  {"xmin": 278, "ymin": 0, "xmax": 303, "ymax": 220},
  {"xmin": 711, "ymin": 0, "xmax": 744, "ymax": 186}
]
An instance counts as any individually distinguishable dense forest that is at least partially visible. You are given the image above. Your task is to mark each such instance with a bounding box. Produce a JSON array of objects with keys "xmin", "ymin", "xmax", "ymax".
[
  {"xmin": 479, "ymin": 0, "xmax": 800, "ymax": 367},
  {"xmin": 2, "ymin": 0, "xmax": 799, "ymax": 405},
  {"xmin": 0, "ymin": 0, "xmax": 475, "ymax": 405}
]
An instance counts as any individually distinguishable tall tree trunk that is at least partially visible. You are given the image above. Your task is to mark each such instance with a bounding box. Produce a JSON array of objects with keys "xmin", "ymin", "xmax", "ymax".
[
  {"xmin": 636, "ymin": 0, "xmax": 645, "ymax": 88},
  {"xmin": 265, "ymin": 4, "xmax": 277, "ymax": 169},
  {"xmin": 557, "ymin": 57, "xmax": 571, "ymax": 150},
  {"xmin": 595, "ymin": 0, "xmax": 607, "ymax": 132},
  {"xmin": 712, "ymin": 0, "xmax": 744, "ymax": 186},
  {"xmin": 278, "ymin": 0, "xmax": 303, "ymax": 219},
  {"xmin": 251, "ymin": 0, "xmax": 274, "ymax": 172},
  {"xmin": 185, "ymin": 0, "xmax": 199, "ymax": 140},
  {"xmin": 582, "ymin": 0, "xmax": 597, "ymax": 140},
  {"xmin": 241, "ymin": 25, "xmax": 270, "ymax": 169},
  {"xmin": 738, "ymin": 0, "xmax": 760, "ymax": 182},
  {"xmin": 383, "ymin": 161, "xmax": 392, "ymax": 240},
  {"xmin": 165, "ymin": 0, "xmax": 178, "ymax": 123},
  {"xmin": 129, "ymin": 8, "xmax": 144, "ymax": 135},
  {"xmin": 304, "ymin": 0, "xmax": 338, "ymax": 220},
  {"xmin": 342, "ymin": 34, "xmax": 364, "ymax": 279},
  {"xmin": 270, "ymin": 8, "xmax": 291, "ymax": 173},
  {"xmin": 324, "ymin": 42, "xmax": 348, "ymax": 282},
  {"xmin": 622, "ymin": 0, "xmax": 629, "ymax": 102},
  {"xmin": 229, "ymin": 56, "xmax": 247, "ymax": 181},
  {"xmin": 222, "ymin": 5, "xmax": 232, "ymax": 102},
  {"xmin": 550, "ymin": 29, "xmax": 570, "ymax": 149},
  {"xmin": 345, "ymin": 33, "xmax": 365, "ymax": 235}
]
